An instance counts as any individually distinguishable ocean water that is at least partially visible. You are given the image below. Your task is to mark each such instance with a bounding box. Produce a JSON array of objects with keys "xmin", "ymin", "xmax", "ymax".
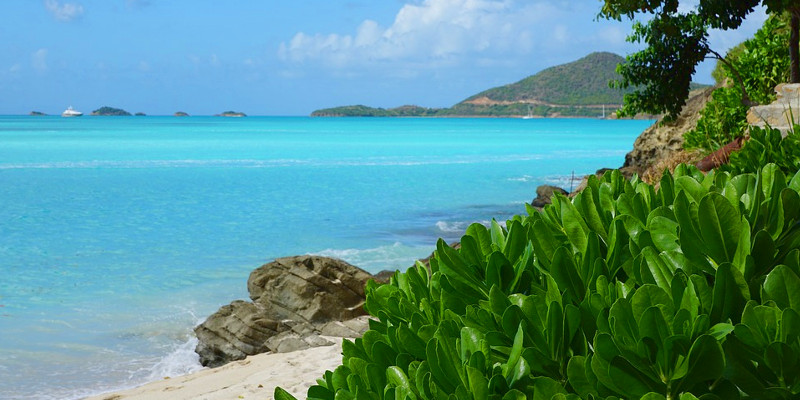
[{"xmin": 0, "ymin": 116, "xmax": 653, "ymax": 399}]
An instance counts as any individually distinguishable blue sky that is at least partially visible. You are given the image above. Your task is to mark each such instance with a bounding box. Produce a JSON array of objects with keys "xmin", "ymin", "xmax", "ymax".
[{"xmin": 0, "ymin": 0, "xmax": 767, "ymax": 116}]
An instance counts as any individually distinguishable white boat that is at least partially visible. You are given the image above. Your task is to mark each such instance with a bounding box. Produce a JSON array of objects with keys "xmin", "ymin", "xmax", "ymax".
[
  {"xmin": 62, "ymin": 106, "xmax": 83, "ymax": 117},
  {"xmin": 522, "ymin": 104, "xmax": 534, "ymax": 119}
]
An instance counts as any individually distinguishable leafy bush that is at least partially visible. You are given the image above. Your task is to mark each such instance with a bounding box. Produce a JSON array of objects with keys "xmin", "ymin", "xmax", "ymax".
[
  {"xmin": 682, "ymin": 86, "xmax": 749, "ymax": 152},
  {"xmin": 277, "ymin": 164, "xmax": 800, "ymax": 400},
  {"xmin": 723, "ymin": 126, "xmax": 800, "ymax": 175},
  {"xmin": 684, "ymin": 15, "xmax": 790, "ymax": 153}
]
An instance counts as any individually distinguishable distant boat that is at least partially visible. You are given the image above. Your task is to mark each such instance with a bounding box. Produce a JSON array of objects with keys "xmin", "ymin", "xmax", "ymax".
[
  {"xmin": 522, "ymin": 105, "xmax": 534, "ymax": 119},
  {"xmin": 62, "ymin": 106, "xmax": 83, "ymax": 117}
]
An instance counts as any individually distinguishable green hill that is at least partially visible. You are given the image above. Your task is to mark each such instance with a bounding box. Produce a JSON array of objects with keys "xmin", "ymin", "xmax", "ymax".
[
  {"xmin": 311, "ymin": 52, "xmax": 701, "ymax": 118},
  {"xmin": 462, "ymin": 52, "xmax": 628, "ymax": 106}
]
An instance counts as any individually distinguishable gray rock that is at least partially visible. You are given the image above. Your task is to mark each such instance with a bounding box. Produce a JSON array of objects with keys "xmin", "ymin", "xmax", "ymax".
[
  {"xmin": 194, "ymin": 256, "xmax": 376, "ymax": 367},
  {"xmin": 531, "ymin": 185, "xmax": 568, "ymax": 207},
  {"xmin": 247, "ymin": 255, "xmax": 371, "ymax": 323},
  {"xmin": 621, "ymin": 87, "xmax": 715, "ymax": 176}
]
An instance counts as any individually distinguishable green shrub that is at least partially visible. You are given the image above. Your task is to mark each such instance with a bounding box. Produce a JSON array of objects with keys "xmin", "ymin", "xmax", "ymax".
[
  {"xmin": 277, "ymin": 164, "xmax": 800, "ymax": 400},
  {"xmin": 682, "ymin": 86, "xmax": 748, "ymax": 152},
  {"xmin": 684, "ymin": 15, "xmax": 790, "ymax": 153},
  {"xmin": 723, "ymin": 126, "xmax": 800, "ymax": 175}
]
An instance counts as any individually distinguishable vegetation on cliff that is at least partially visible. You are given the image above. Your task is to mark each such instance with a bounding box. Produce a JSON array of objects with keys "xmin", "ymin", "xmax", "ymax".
[
  {"xmin": 599, "ymin": 0, "xmax": 800, "ymax": 119},
  {"xmin": 463, "ymin": 52, "xmax": 630, "ymax": 106},
  {"xmin": 684, "ymin": 14, "xmax": 790, "ymax": 153},
  {"xmin": 90, "ymin": 106, "xmax": 132, "ymax": 116}
]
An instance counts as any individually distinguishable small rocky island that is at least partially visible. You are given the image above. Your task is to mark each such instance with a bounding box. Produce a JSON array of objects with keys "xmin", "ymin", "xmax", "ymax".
[
  {"xmin": 90, "ymin": 106, "xmax": 132, "ymax": 116},
  {"xmin": 135, "ymin": 112, "xmax": 146, "ymax": 116},
  {"xmin": 29, "ymin": 111, "xmax": 47, "ymax": 116},
  {"xmin": 216, "ymin": 110, "xmax": 247, "ymax": 117},
  {"xmin": 174, "ymin": 111, "xmax": 189, "ymax": 117}
]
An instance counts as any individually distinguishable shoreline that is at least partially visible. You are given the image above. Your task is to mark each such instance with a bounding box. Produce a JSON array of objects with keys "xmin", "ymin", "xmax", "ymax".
[{"xmin": 83, "ymin": 338, "xmax": 346, "ymax": 400}]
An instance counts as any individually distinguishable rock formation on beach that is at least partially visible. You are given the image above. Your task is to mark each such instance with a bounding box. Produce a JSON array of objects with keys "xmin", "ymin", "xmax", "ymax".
[
  {"xmin": 530, "ymin": 185, "xmax": 569, "ymax": 208},
  {"xmin": 194, "ymin": 256, "xmax": 379, "ymax": 368}
]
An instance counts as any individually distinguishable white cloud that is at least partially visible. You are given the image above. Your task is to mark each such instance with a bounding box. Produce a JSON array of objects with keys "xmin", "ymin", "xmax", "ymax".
[
  {"xmin": 9, "ymin": 64, "xmax": 22, "ymax": 73},
  {"xmin": 32, "ymin": 49, "xmax": 48, "ymax": 72},
  {"xmin": 278, "ymin": 0, "xmax": 582, "ymax": 68},
  {"xmin": 44, "ymin": 0, "xmax": 84, "ymax": 22}
]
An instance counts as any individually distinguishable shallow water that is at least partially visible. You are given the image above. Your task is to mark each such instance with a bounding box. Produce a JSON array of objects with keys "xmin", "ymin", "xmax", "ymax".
[{"xmin": 0, "ymin": 116, "xmax": 652, "ymax": 399}]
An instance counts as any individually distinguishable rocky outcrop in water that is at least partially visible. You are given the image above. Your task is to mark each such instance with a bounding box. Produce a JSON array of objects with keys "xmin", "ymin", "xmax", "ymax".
[
  {"xmin": 531, "ymin": 185, "xmax": 569, "ymax": 208},
  {"xmin": 194, "ymin": 256, "xmax": 376, "ymax": 368}
]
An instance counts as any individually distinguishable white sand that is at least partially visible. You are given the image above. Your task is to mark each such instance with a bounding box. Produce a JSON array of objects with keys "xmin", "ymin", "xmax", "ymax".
[{"xmin": 84, "ymin": 340, "xmax": 344, "ymax": 400}]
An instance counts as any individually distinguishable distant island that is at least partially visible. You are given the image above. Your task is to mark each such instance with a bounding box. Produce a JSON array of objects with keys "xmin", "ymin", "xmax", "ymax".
[
  {"xmin": 216, "ymin": 111, "xmax": 247, "ymax": 117},
  {"xmin": 174, "ymin": 111, "xmax": 189, "ymax": 117},
  {"xmin": 135, "ymin": 112, "xmax": 146, "ymax": 116},
  {"xmin": 91, "ymin": 106, "xmax": 132, "ymax": 116},
  {"xmin": 312, "ymin": 52, "xmax": 706, "ymax": 118},
  {"xmin": 29, "ymin": 111, "xmax": 47, "ymax": 116}
]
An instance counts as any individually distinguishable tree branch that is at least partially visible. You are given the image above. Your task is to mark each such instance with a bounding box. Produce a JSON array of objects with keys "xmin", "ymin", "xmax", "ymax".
[{"xmin": 705, "ymin": 47, "xmax": 756, "ymax": 107}]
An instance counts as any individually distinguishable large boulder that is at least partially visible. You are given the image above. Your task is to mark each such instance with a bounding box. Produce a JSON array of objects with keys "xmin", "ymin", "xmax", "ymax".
[
  {"xmin": 747, "ymin": 83, "xmax": 800, "ymax": 135},
  {"xmin": 247, "ymin": 255, "xmax": 371, "ymax": 323},
  {"xmin": 531, "ymin": 185, "xmax": 568, "ymax": 208},
  {"xmin": 194, "ymin": 256, "xmax": 374, "ymax": 368}
]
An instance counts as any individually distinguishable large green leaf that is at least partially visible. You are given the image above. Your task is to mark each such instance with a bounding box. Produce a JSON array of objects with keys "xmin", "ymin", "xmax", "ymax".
[
  {"xmin": 698, "ymin": 193, "xmax": 743, "ymax": 264},
  {"xmin": 763, "ymin": 265, "xmax": 800, "ymax": 310},
  {"xmin": 550, "ymin": 246, "xmax": 585, "ymax": 301},
  {"xmin": 274, "ymin": 387, "xmax": 299, "ymax": 400},
  {"xmin": 560, "ymin": 199, "xmax": 590, "ymax": 254},
  {"xmin": 677, "ymin": 335, "xmax": 725, "ymax": 392},
  {"xmin": 631, "ymin": 284, "xmax": 674, "ymax": 324},
  {"xmin": 467, "ymin": 223, "xmax": 494, "ymax": 259},
  {"xmin": 710, "ymin": 263, "xmax": 750, "ymax": 324},
  {"xmin": 675, "ymin": 175, "xmax": 707, "ymax": 204},
  {"xmin": 491, "ymin": 219, "xmax": 507, "ymax": 252},
  {"xmin": 566, "ymin": 356, "xmax": 598, "ymax": 398}
]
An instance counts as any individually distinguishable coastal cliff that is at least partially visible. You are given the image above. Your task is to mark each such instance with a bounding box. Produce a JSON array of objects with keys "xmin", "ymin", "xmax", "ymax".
[{"xmin": 620, "ymin": 87, "xmax": 715, "ymax": 177}]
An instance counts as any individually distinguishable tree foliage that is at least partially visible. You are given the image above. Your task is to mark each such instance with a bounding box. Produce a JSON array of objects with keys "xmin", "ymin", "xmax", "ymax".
[
  {"xmin": 684, "ymin": 14, "xmax": 791, "ymax": 153},
  {"xmin": 601, "ymin": 0, "xmax": 800, "ymax": 119}
]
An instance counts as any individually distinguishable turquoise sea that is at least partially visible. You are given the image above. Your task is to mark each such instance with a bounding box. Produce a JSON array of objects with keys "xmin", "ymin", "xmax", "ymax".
[{"xmin": 0, "ymin": 116, "xmax": 653, "ymax": 399}]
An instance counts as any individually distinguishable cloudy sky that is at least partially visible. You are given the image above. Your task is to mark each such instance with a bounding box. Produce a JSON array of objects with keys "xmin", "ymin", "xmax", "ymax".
[{"xmin": 0, "ymin": 0, "xmax": 767, "ymax": 116}]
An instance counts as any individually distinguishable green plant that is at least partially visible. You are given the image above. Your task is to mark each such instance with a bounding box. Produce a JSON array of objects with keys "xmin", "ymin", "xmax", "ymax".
[
  {"xmin": 276, "ymin": 163, "xmax": 800, "ymax": 400},
  {"xmin": 723, "ymin": 125, "xmax": 800, "ymax": 175},
  {"xmin": 682, "ymin": 86, "xmax": 749, "ymax": 152},
  {"xmin": 683, "ymin": 14, "xmax": 791, "ymax": 154}
]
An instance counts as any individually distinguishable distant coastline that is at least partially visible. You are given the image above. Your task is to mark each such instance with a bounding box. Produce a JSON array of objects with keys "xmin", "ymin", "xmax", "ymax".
[{"xmin": 310, "ymin": 52, "xmax": 702, "ymax": 119}]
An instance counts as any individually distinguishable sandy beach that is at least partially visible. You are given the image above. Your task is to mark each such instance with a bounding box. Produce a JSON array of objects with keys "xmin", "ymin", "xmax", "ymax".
[{"xmin": 84, "ymin": 339, "xmax": 344, "ymax": 400}]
